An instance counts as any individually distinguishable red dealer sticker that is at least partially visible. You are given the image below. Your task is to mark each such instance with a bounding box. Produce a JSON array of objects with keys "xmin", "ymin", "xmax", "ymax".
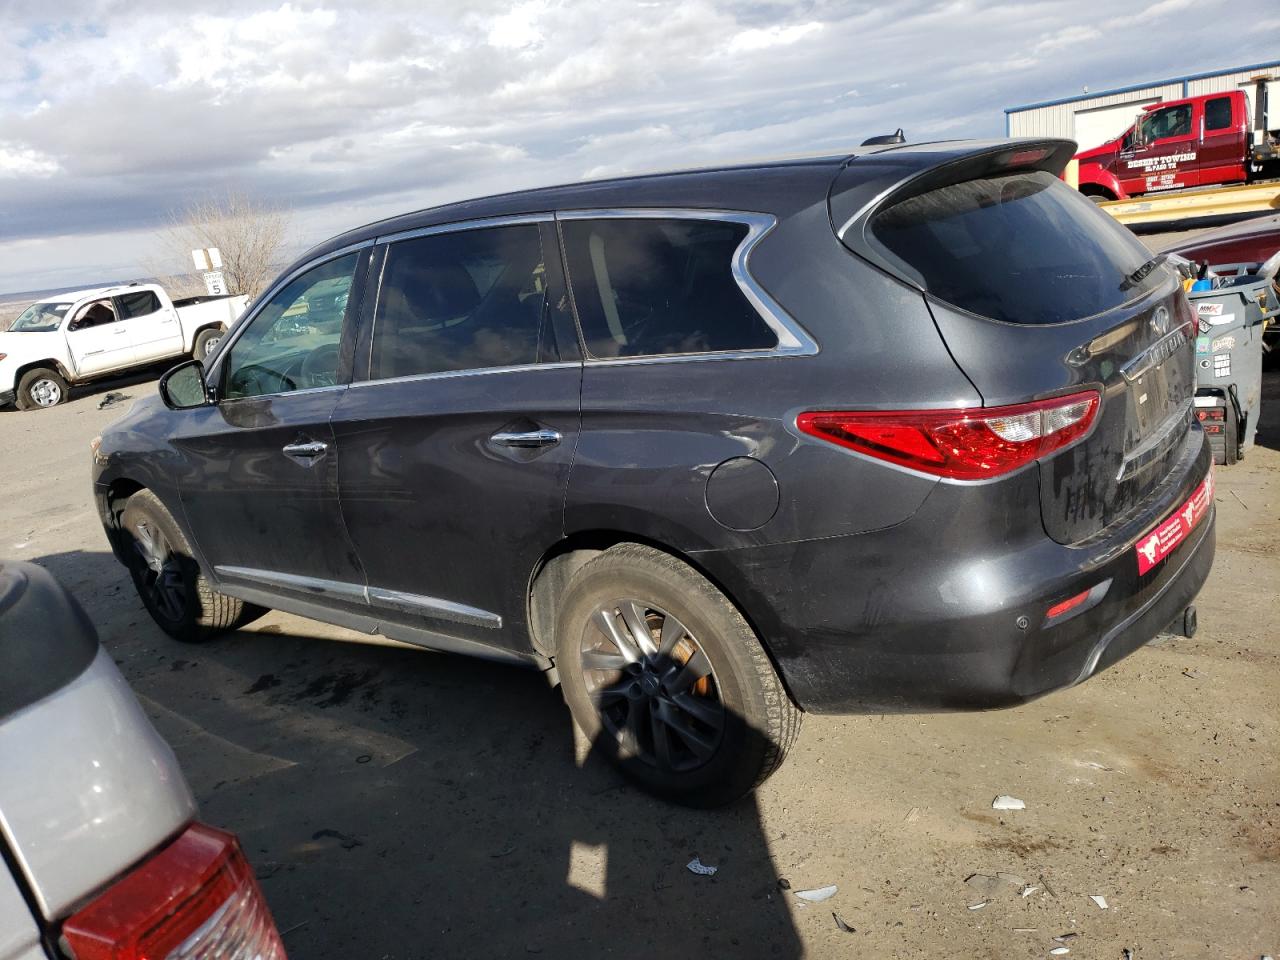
[{"xmin": 1135, "ymin": 469, "xmax": 1214, "ymax": 576}]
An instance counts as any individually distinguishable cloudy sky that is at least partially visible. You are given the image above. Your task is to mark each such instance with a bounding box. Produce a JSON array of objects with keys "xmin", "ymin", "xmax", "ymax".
[{"xmin": 1, "ymin": 0, "xmax": 1276, "ymax": 294}]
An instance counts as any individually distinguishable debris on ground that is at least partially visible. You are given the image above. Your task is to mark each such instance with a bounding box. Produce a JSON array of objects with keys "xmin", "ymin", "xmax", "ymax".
[
  {"xmin": 794, "ymin": 884, "xmax": 838, "ymax": 902},
  {"xmin": 490, "ymin": 845, "xmax": 516, "ymax": 858},
  {"xmin": 964, "ymin": 873, "xmax": 1005, "ymax": 897},
  {"xmin": 992, "ymin": 795, "xmax": 1026, "ymax": 810},
  {"xmin": 904, "ymin": 806, "xmax": 921, "ymax": 823},
  {"xmin": 311, "ymin": 828, "xmax": 362, "ymax": 850},
  {"xmin": 1122, "ymin": 950, "xmax": 1134, "ymax": 960},
  {"xmin": 777, "ymin": 877, "xmax": 791, "ymax": 891},
  {"xmin": 1020, "ymin": 885, "xmax": 1040, "ymax": 897},
  {"xmin": 1052, "ymin": 933, "xmax": 1078, "ymax": 943},
  {"xmin": 686, "ymin": 857, "xmax": 718, "ymax": 877},
  {"xmin": 1089, "ymin": 895, "xmax": 1108, "ymax": 909},
  {"xmin": 1012, "ymin": 928, "xmax": 1038, "ymax": 933},
  {"xmin": 996, "ymin": 872, "xmax": 1027, "ymax": 887},
  {"xmin": 97, "ymin": 391, "xmax": 130, "ymax": 409},
  {"xmin": 1182, "ymin": 668, "xmax": 1204, "ymax": 680},
  {"xmin": 1050, "ymin": 947, "xmax": 1070, "ymax": 956},
  {"xmin": 832, "ymin": 912, "xmax": 856, "ymax": 933},
  {"xmin": 967, "ymin": 900, "xmax": 990, "ymax": 910}
]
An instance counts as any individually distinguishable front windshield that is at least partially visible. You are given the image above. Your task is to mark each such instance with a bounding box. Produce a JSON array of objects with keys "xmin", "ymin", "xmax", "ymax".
[{"xmin": 8, "ymin": 301, "xmax": 72, "ymax": 332}]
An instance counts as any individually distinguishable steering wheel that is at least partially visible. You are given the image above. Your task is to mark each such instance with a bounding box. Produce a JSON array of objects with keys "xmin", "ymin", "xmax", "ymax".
[
  {"xmin": 228, "ymin": 364, "xmax": 295, "ymax": 398},
  {"xmin": 300, "ymin": 342, "xmax": 341, "ymax": 388}
]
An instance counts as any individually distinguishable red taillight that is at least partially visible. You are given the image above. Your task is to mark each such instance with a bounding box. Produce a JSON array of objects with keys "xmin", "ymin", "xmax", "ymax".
[
  {"xmin": 62, "ymin": 824, "xmax": 286, "ymax": 960},
  {"xmin": 796, "ymin": 391, "xmax": 1100, "ymax": 480}
]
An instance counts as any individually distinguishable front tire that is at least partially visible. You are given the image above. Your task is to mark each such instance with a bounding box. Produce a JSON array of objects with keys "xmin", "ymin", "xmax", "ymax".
[
  {"xmin": 555, "ymin": 544, "xmax": 801, "ymax": 807},
  {"xmin": 15, "ymin": 367, "xmax": 68, "ymax": 410},
  {"xmin": 120, "ymin": 490, "xmax": 265, "ymax": 642}
]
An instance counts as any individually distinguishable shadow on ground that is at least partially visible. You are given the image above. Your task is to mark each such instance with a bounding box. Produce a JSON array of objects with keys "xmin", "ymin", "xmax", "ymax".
[{"xmin": 35, "ymin": 547, "xmax": 803, "ymax": 958}]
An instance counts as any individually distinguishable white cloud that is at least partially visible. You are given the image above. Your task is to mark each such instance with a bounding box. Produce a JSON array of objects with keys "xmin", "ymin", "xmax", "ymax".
[
  {"xmin": 726, "ymin": 21, "xmax": 822, "ymax": 53},
  {"xmin": 0, "ymin": 143, "xmax": 59, "ymax": 178},
  {"xmin": 0, "ymin": 0, "xmax": 1275, "ymax": 292}
]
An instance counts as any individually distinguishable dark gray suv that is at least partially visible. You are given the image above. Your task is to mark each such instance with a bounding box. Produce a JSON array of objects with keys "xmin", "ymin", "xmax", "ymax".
[{"xmin": 92, "ymin": 138, "xmax": 1215, "ymax": 806}]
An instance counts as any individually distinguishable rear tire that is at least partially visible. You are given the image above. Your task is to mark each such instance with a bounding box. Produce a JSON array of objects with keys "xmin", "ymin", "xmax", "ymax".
[
  {"xmin": 120, "ymin": 490, "xmax": 266, "ymax": 642},
  {"xmin": 555, "ymin": 543, "xmax": 801, "ymax": 807},
  {"xmin": 15, "ymin": 367, "xmax": 68, "ymax": 410},
  {"xmin": 192, "ymin": 327, "xmax": 224, "ymax": 362}
]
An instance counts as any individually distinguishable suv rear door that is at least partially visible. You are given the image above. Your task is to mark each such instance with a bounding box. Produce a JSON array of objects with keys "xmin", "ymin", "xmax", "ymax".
[{"xmin": 332, "ymin": 218, "xmax": 581, "ymax": 657}]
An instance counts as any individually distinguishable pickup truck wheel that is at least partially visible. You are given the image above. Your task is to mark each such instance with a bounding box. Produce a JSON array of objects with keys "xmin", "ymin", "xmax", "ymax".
[
  {"xmin": 15, "ymin": 368, "xmax": 68, "ymax": 410},
  {"xmin": 120, "ymin": 490, "xmax": 266, "ymax": 642},
  {"xmin": 555, "ymin": 543, "xmax": 802, "ymax": 807},
  {"xmin": 192, "ymin": 327, "xmax": 224, "ymax": 362}
]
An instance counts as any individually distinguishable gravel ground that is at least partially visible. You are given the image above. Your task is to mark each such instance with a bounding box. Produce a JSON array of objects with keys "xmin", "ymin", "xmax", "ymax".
[{"xmin": 1, "ymin": 365, "xmax": 1276, "ymax": 959}]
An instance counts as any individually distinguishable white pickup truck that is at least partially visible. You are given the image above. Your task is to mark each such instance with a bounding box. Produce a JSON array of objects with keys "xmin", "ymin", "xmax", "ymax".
[{"xmin": 0, "ymin": 283, "xmax": 248, "ymax": 410}]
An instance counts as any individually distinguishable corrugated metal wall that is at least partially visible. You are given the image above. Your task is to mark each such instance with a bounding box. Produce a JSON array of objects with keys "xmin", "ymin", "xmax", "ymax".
[
  {"xmin": 1009, "ymin": 84, "xmax": 1182, "ymax": 140},
  {"xmin": 1009, "ymin": 63, "xmax": 1280, "ymax": 147}
]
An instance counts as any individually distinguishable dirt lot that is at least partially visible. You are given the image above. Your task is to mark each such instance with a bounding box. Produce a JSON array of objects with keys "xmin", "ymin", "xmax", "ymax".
[{"xmin": 1, "ymin": 365, "xmax": 1277, "ymax": 959}]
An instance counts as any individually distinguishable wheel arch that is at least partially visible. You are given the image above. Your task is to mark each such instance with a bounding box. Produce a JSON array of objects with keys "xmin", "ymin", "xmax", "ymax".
[
  {"xmin": 526, "ymin": 530, "xmax": 801, "ymax": 708},
  {"xmin": 99, "ymin": 478, "xmax": 148, "ymax": 564},
  {"xmin": 14, "ymin": 358, "xmax": 74, "ymax": 385}
]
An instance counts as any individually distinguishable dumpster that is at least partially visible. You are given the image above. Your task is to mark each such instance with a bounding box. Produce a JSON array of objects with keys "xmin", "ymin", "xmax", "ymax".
[{"xmin": 1187, "ymin": 276, "xmax": 1271, "ymax": 464}]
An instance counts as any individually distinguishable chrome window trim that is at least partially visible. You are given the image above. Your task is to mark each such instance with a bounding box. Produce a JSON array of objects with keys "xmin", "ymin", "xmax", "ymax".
[
  {"xmin": 349, "ymin": 360, "xmax": 579, "ymax": 391},
  {"xmin": 376, "ymin": 212, "xmax": 553, "ymax": 245},
  {"xmin": 214, "ymin": 565, "xmax": 502, "ymax": 629},
  {"xmin": 204, "ymin": 240, "xmax": 374, "ymax": 394},
  {"xmin": 555, "ymin": 207, "xmax": 819, "ymax": 358}
]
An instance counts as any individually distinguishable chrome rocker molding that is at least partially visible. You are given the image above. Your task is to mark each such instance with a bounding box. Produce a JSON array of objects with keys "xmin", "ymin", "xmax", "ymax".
[{"xmin": 214, "ymin": 565, "xmax": 502, "ymax": 629}]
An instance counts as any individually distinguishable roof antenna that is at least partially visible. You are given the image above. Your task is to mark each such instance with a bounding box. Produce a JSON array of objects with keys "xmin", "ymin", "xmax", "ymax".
[{"xmin": 861, "ymin": 128, "xmax": 906, "ymax": 146}]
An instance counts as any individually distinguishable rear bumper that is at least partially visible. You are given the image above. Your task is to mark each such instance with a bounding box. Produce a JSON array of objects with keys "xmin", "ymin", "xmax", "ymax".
[{"xmin": 694, "ymin": 429, "xmax": 1214, "ymax": 714}]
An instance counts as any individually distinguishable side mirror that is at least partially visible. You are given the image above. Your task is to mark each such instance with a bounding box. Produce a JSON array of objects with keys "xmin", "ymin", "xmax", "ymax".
[{"xmin": 159, "ymin": 360, "xmax": 211, "ymax": 410}]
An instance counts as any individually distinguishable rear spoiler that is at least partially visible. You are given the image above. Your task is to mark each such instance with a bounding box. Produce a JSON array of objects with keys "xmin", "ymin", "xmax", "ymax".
[{"xmin": 829, "ymin": 138, "xmax": 1077, "ymax": 282}]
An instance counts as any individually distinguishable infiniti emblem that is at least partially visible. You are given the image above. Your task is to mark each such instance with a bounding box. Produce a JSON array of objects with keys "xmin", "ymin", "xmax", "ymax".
[{"xmin": 1150, "ymin": 305, "xmax": 1171, "ymax": 336}]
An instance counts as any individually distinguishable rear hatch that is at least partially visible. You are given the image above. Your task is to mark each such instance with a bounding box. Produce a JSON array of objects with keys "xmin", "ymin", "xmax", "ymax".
[{"xmin": 830, "ymin": 143, "xmax": 1197, "ymax": 544}]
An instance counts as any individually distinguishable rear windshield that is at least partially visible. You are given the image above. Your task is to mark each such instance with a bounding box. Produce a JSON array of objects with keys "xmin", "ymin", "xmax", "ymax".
[{"xmin": 871, "ymin": 171, "xmax": 1165, "ymax": 325}]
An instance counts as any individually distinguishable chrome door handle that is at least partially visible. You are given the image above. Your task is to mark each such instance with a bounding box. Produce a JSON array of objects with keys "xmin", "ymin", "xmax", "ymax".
[
  {"xmin": 489, "ymin": 428, "xmax": 561, "ymax": 448},
  {"xmin": 282, "ymin": 440, "xmax": 328, "ymax": 461}
]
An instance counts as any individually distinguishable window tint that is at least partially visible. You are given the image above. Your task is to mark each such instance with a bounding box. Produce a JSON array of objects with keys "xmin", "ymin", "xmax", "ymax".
[
  {"xmin": 116, "ymin": 290, "xmax": 161, "ymax": 319},
  {"xmin": 1204, "ymin": 96, "xmax": 1233, "ymax": 131},
  {"xmin": 1139, "ymin": 103, "xmax": 1191, "ymax": 142},
  {"xmin": 371, "ymin": 224, "xmax": 550, "ymax": 380},
  {"xmin": 560, "ymin": 218, "xmax": 776, "ymax": 358},
  {"xmin": 871, "ymin": 171, "xmax": 1166, "ymax": 325},
  {"xmin": 223, "ymin": 253, "xmax": 359, "ymax": 399}
]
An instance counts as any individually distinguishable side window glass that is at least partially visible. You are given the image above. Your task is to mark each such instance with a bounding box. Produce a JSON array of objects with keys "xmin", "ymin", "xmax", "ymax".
[
  {"xmin": 1149, "ymin": 104, "xmax": 1191, "ymax": 141},
  {"xmin": 68, "ymin": 299, "xmax": 119, "ymax": 332},
  {"xmin": 115, "ymin": 290, "xmax": 162, "ymax": 320},
  {"xmin": 222, "ymin": 253, "xmax": 359, "ymax": 399},
  {"xmin": 370, "ymin": 224, "xmax": 548, "ymax": 380},
  {"xmin": 1204, "ymin": 97, "xmax": 1233, "ymax": 131},
  {"xmin": 560, "ymin": 218, "xmax": 777, "ymax": 358}
]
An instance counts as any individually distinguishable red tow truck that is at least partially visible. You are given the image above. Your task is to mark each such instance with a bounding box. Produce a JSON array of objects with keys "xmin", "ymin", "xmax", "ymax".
[{"xmin": 1075, "ymin": 80, "xmax": 1278, "ymax": 201}]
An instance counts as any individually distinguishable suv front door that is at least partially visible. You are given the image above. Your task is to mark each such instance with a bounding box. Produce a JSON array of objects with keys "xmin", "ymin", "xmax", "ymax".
[
  {"xmin": 172, "ymin": 248, "xmax": 374, "ymax": 615},
  {"xmin": 332, "ymin": 219, "xmax": 581, "ymax": 657}
]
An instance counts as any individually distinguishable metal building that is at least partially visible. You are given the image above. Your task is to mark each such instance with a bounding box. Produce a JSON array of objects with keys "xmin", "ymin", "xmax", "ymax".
[{"xmin": 1006, "ymin": 61, "xmax": 1280, "ymax": 152}]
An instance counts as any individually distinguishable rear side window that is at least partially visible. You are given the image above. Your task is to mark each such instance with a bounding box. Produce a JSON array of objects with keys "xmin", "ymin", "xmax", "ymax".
[
  {"xmin": 116, "ymin": 290, "xmax": 161, "ymax": 319},
  {"xmin": 871, "ymin": 171, "xmax": 1166, "ymax": 325},
  {"xmin": 371, "ymin": 224, "xmax": 550, "ymax": 380},
  {"xmin": 1204, "ymin": 96, "xmax": 1233, "ymax": 131},
  {"xmin": 560, "ymin": 218, "xmax": 776, "ymax": 358}
]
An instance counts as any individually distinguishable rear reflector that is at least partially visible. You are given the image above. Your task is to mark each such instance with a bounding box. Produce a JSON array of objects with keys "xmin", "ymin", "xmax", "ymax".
[
  {"xmin": 62, "ymin": 823, "xmax": 286, "ymax": 960},
  {"xmin": 796, "ymin": 390, "xmax": 1100, "ymax": 480},
  {"xmin": 1046, "ymin": 589, "xmax": 1092, "ymax": 620}
]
